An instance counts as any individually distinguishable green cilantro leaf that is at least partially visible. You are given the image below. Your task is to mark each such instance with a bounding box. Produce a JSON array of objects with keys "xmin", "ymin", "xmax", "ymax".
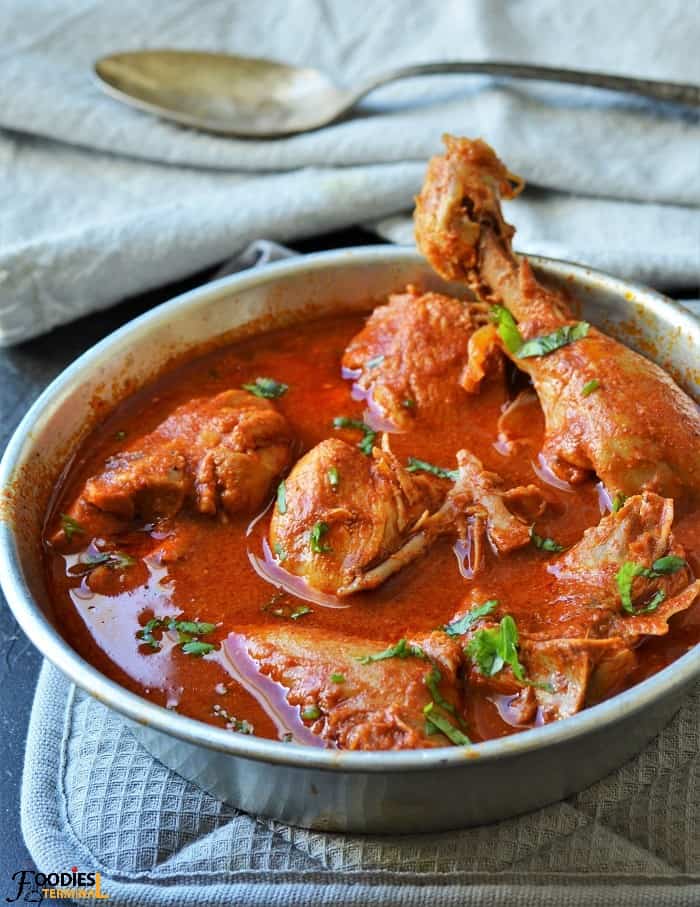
[
  {"xmin": 169, "ymin": 620, "xmax": 216, "ymax": 636},
  {"xmin": 60, "ymin": 513, "xmax": 85, "ymax": 542},
  {"xmin": 309, "ymin": 521, "xmax": 332, "ymax": 554},
  {"xmin": 443, "ymin": 600, "xmax": 499, "ymax": 637},
  {"xmin": 276, "ymin": 480, "xmax": 287, "ymax": 514},
  {"xmin": 136, "ymin": 615, "xmax": 217, "ymax": 653},
  {"xmin": 467, "ymin": 615, "xmax": 525, "ymax": 682},
  {"xmin": 530, "ymin": 527, "xmax": 566, "ymax": 553},
  {"xmin": 301, "ymin": 705, "xmax": 321, "ymax": 721},
  {"xmin": 490, "ymin": 305, "xmax": 523, "ymax": 354},
  {"xmin": 356, "ymin": 638, "xmax": 426, "ymax": 664},
  {"xmin": 327, "ymin": 466, "xmax": 339, "ymax": 490},
  {"xmin": 581, "ymin": 379, "xmax": 600, "ymax": 397},
  {"xmin": 181, "ymin": 640, "xmax": 216, "ymax": 657},
  {"xmin": 406, "ymin": 457, "xmax": 459, "ymax": 481},
  {"xmin": 423, "ymin": 702, "xmax": 471, "ymax": 745},
  {"xmin": 242, "ymin": 377, "xmax": 288, "ymax": 398},
  {"xmin": 616, "ymin": 555, "xmax": 686, "ymax": 614},
  {"xmin": 516, "ymin": 322, "xmax": 590, "ymax": 359},
  {"xmin": 651, "ymin": 555, "xmax": 687, "ymax": 574},
  {"xmin": 611, "ymin": 492, "xmax": 627, "ymax": 513},
  {"xmin": 332, "ymin": 416, "xmax": 376, "ymax": 456}
]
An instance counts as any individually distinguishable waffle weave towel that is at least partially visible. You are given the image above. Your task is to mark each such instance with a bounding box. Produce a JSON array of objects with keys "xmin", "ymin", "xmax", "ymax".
[{"xmin": 21, "ymin": 661, "xmax": 700, "ymax": 907}]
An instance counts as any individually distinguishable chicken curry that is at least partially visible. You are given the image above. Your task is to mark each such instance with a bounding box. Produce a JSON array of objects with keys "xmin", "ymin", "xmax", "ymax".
[{"xmin": 44, "ymin": 136, "xmax": 700, "ymax": 750}]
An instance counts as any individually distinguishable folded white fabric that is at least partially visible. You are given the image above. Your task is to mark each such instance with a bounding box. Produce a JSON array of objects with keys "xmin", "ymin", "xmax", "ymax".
[{"xmin": 1, "ymin": 0, "xmax": 699, "ymax": 345}]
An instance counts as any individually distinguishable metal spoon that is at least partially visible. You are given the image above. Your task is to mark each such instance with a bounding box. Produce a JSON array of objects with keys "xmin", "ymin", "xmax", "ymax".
[{"xmin": 94, "ymin": 50, "xmax": 700, "ymax": 138}]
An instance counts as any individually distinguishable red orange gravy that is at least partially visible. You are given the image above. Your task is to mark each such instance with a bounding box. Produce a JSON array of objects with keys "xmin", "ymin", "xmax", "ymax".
[{"xmin": 43, "ymin": 312, "xmax": 700, "ymax": 744}]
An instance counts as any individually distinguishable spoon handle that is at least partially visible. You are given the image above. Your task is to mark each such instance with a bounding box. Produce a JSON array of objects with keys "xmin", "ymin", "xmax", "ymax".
[{"xmin": 351, "ymin": 61, "xmax": 700, "ymax": 108}]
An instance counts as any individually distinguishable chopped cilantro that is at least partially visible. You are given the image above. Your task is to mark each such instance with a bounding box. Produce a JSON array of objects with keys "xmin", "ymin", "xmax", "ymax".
[
  {"xmin": 327, "ymin": 466, "xmax": 339, "ymax": 490},
  {"xmin": 76, "ymin": 550, "xmax": 136, "ymax": 573},
  {"xmin": 402, "ymin": 398, "xmax": 416, "ymax": 409},
  {"xmin": 273, "ymin": 542, "xmax": 287, "ymax": 563},
  {"xmin": 530, "ymin": 527, "xmax": 566, "ymax": 553},
  {"xmin": 356, "ymin": 638, "xmax": 426, "ymax": 664},
  {"xmin": 136, "ymin": 615, "xmax": 217, "ymax": 654},
  {"xmin": 467, "ymin": 615, "xmax": 525, "ymax": 681},
  {"xmin": 301, "ymin": 705, "xmax": 321, "ymax": 721},
  {"xmin": 242, "ymin": 377, "xmax": 288, "ymax": 398},
  {"xmin": 406, "ymin": 457, "xmax": 459, "ymax": 481},
  {"xmin": 443, "ymin": 600, "xmax": 499, "ymax": 637},
  {"xmin": 652, "ymin": 555, "xmax": 687, "ymax": 574},
  {"xmin": 262, "ymin": 594, "xmax": 312, "ymax": 621},
  {"xmin": 332, "ymin": 416, "xmax": 376, "ymax": 456},
  {"xmin": 181, "ymin": 640, "xmax": 216, "ymax": 657},
  {"xmin": 424, "ymin": 666, "xmax": 458, "ymax": 716},
  {"xmin": 136, "ymin": 617, "xmax": 163, "ymax": 650},
  {"xmin": 330, "ymin": 672, "xmax": 346, "ymax": 683},
  {"xmin": 309, "ymin": 521, "xmax": 332, "ymax": 554},
  {"xmin": 276, "ymin": 480, "xmax": 287, "ymax": 515},
  {"xmin": 616, "ymin": 556, "xmax": 686, "ymax": 614},
  {"xmin": 173, "ymin": 620, "xmax": 217, "ymax": 636},
  {"xmin": 581, "ymin": 379, "xmax": 600, "ymax": 397},
  {"xmin": 516, "ymin": 322, "xmax": 590, "ymax": 359},
  {"xmin": 490, "ymin": 305, "xmax": 523, "ymax": 354},
  {"xmin": 423, "ymin": 702, "xmax": 471, "ymax": 745},
  {"xmin": 611, "ymin": 492, "xmax": 627, "ymax": 513},
  {"xmin": 60, "ymin": 513, "xmax": 85, "ymax": 542}
]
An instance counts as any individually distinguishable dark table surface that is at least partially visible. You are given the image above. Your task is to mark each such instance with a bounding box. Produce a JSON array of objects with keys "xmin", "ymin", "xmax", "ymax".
[{"xmin": 0, "ymin": 228, "xmax": 380, "ymax": 880}]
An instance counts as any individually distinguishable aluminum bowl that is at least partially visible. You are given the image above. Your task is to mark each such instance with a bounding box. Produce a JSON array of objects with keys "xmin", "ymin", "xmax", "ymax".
[{"xmin": 1, "ymin": 248, "xmax": 699, "ymax": 834}]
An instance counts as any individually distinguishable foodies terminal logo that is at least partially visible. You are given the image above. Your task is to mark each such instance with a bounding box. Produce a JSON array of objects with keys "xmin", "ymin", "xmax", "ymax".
[{"xmin": 5, "ymin": 867, "xmax": 110, "ymax": 902}]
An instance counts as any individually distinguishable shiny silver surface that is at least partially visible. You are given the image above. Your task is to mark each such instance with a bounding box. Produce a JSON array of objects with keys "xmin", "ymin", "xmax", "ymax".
[
  {"xmin": 1, "ymin": 248, "xmax": 699, "ymax": 832},
  {"xmin": 93, "ymin": 50, "xmax": 700, "ymax": 138}
]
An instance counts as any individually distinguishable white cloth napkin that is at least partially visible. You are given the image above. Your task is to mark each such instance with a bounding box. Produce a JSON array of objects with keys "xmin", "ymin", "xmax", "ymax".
[{"xmin": 1, "ymin": 0, "xmax": 699, "ymax": 345}]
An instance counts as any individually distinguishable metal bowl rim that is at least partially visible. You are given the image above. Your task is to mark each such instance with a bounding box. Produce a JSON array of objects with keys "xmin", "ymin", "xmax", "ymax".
[{"xmin": 1, "ymin": 245, "xmax": 698, "ymax": 773}]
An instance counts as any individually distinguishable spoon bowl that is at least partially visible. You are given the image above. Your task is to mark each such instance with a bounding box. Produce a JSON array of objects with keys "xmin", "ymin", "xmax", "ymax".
[
  {"xmin": 94, "ymin": 50, "xmax": 352, "ymax": 136},
  {"xmin": 94, "ymin": 49, "xmax": 700, "ymax": 139}
]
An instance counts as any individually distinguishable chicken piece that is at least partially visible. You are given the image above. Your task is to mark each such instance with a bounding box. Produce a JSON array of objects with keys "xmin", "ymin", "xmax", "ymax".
[
  {"xmin": 455, "ymin": 611, "xmax": 636, "ymax": 724},
  {"xmin": 61, "ymin": 390, "xmax": 293, "ymax": 535},
  {"xmin": 446, "ymin": 448, "xmax": 545, "ymax": 558},
  {"xmin": 342, "ymin": 286, "xmax": 497, "ymax": 428},
  {"xmin": 448, "ymin": 493, "xmax": 697, "ymax": 722},
  {"xmin": 554, "ymin": 493, "xmax": 677, "ymax": 592},
  {"xmin": 552, "ymin": 492, "xmax": 694, "ymax": 632},
  {"xmin": 415, "ymin": 134, "xmax": 700, "ymax": 500},
  {"xmin": 269, "ymin": 437, "xmax": 446, "ymax": 596},
  {"xmin": 520, "ymin": 637, "xmax": 633, "ymax": 721},
  {"xmin": 270, "ymin": 435, "xmax": 545, "ymax": 596},
  {"xmin": 226, "ymin": 627, "xmax": 466, "ymax": 750}
]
